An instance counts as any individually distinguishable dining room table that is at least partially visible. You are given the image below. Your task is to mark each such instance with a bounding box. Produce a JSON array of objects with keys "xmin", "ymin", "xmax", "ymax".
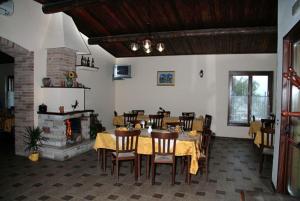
[
  {"xmin": 93, "ymin": 128, "xmax": 201, "ymax": 184},
  {"xmin": 113, "ymin": 115, "xmax": 204, "ymax": 131}
]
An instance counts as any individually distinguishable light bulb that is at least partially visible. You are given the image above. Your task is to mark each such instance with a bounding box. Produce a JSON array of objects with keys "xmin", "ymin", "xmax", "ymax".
[
  {"xmin": 156, "ymin": 43, "xmax": 165, "ymax": 52},
  {"xmin": 144, "ymin": 47, "xmax": 152, "ymax": 54},
  {"xmin": 143, "ymin": 39, "xmax": 152, "ymax": 49},
  {"xmin": 130, "ymin": 42, "xmax": 139, "ymax": 51}
]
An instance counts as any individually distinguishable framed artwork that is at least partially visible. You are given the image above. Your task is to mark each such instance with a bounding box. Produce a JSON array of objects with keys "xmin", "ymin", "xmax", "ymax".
[{"xmin": 157, "ymin": 71, "xmax": 175, "ymax": 86}]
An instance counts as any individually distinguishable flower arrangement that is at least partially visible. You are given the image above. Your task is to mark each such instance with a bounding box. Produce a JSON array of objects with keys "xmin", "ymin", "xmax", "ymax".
[{"xmin": 65, "ymin": 71, "xmax": 77, "ymax": 87}]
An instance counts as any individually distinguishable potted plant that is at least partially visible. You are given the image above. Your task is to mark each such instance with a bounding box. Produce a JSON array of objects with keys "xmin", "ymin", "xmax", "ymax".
[{"xmin": 23, "ymin": 126, "xmax": 47, "ymax": 161}]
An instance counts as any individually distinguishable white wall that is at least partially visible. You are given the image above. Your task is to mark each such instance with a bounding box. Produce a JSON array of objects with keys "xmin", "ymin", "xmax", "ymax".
[
  {"xmin": 0, "ymin": 0, "xmax": 116, "ymax": 128},
  {"xmin": 0, "ymin": 63, "xmax": 14, "ymax": 109},
  {"xmin": 116, "ymin": 54, "xmax": 276, "ymax": 138},
  {"xmin": 272, "ymin": 0, "xmax": 300, "ymax": 189},
  {"xmin": 76, "ymin": 35, "xmax": 115, "ymax": 129}
]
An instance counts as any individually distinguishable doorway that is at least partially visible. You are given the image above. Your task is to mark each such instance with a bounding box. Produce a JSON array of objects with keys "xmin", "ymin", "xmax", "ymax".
[{"xmin": 0, "ymin": 37, "xmax": 34, "ymax": 156}]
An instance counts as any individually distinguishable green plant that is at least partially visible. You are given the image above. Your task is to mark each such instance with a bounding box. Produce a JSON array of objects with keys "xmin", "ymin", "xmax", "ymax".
[{"xmin": 23, "ymin": 126, "xmax": 47, "ymax": 153}]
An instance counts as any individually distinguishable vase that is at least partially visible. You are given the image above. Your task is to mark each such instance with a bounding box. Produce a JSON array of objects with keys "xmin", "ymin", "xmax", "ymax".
[
  {"xmin": 29, "ymin": 152, "xmax": 39, "ymax": 162},
  {"xmin": 42, "ymin": 77, "xmax": 51, "ymax": 87},
  {"xmin": 66, "ymin": 79, "xmax": 73, "ymax": 87}
]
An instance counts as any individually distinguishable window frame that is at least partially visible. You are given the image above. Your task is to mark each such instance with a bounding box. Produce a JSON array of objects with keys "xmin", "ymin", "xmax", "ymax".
[{"xmin": 227, "ymin": 71, "xmax": 273, "ymax": 127}]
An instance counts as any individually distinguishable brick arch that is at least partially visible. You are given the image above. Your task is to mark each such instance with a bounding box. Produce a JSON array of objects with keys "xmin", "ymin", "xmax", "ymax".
[{"xmin": 0, "ymin": 37, "xmax": 34, "ymax": 156}]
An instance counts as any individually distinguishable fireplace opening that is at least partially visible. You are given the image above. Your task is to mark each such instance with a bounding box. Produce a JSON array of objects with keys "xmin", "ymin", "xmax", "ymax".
[{"xmin": 65, "ymin": 118, "xmax": 82, "ymax": 144}]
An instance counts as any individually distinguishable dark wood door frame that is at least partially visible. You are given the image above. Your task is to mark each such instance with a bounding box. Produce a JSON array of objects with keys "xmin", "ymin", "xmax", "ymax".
[{"xmin": 277, "ymin": 20, "xmax": 300, "ymax": 193}]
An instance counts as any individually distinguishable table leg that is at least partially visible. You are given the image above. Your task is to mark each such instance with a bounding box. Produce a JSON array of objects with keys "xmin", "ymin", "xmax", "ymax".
[{"xmin": 185, "ymin": 156, "xmax": 191, "ymax": 184}]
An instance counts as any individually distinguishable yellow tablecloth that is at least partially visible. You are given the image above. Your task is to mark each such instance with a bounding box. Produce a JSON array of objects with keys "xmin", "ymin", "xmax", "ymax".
[
  {"xmin": 94, "ymin": 130, "xmax": 200, "ymax": 174},
  {"xmin": 248, "ymin": 121, "xmax": 263, "ymax": 147},
  {"xmin": 0, "ymin": 117, "xmax": 14, "ymax": 133},
  {"xmin": 113, "ymin": 115, "xmax": 203, "ymax": 132}
]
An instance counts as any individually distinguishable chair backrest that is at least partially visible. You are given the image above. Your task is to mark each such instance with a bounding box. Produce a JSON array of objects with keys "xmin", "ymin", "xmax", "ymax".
[
  {"xmin": 260, "ymin": 127, "xmax": 275, "ymax": 149},
  {"xmin": 182, "ymin": 112, "xmax": 195, "ymax": 118},
  {"xmin": 203, "ymin": 114, "xmax": 212, "ymax": 130},
  {"xmin": 179, "ymin": 116, "xmax": 194, "ymax": 131},
  {"xmin": 200, "ymin": 133, "xmax": 211, "ymax": 157},
  {"xmin": 132, "ymin": 110, "xmax": 145, "ymax": 115},
  {"xmin": 151, "ymin": 132, "xmax": 178, "ymax": 156},
  {"xmin": 157, "ymin": 111, "xmax": 171, "ymax": 117},
  {"xmin": 261, "ymin": 119, "xmax": 275, "ymax": 129},
  {"xmin": 149, "ymin": 114, "xmax": 164, "ymax": 129},
  {"xmin": 115, "ymin": 130, "xmax": 140, "ymax": 154},
  {"xmin": 123, "ymin": 113, "xmax": 138, "ymax": 125}
]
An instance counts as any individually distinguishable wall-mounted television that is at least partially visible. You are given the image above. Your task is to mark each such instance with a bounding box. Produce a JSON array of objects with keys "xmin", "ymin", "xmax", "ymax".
[{"xmin": 113, "ymin": 65, "xmax": 131, "ymax": 80}]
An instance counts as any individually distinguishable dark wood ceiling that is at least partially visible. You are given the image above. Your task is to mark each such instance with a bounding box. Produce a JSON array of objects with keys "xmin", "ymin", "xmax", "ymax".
[{"xmin": 34, "ymin": 0, "xmax": 277, "ymax": 57}]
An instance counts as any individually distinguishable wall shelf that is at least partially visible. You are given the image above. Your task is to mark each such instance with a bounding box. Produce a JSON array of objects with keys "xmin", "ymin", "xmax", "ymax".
[
  {"xmin": 76, "ymin": 65, "xmax": 99, "ymax": 71},
  {"xmin": 41, "ymin": 86, "xmax": 91, "ymax": 90}
]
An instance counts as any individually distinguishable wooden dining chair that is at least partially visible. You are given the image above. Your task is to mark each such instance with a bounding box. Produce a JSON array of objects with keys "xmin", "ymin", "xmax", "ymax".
[
  {"xmin": 259, "ymin": 127, "xmax": 275, "ymax": 174},
  {"xmin": 111, "ymin": 129, "xmax": 141, "ymax": 182},
  {"xmin": 182, "ymin": 112, "xmax": 195, "ymax": 118},
  {"xmin": 123, "ymin": 113, "xmax": 138, "ymax": 126},
  {"xmin": 157, "ymin": 111, "xmax": 171, "ymax": 117},
  {"xmin": 151, "ymin": 131, "xmax": 178, "ymax": 185},
  {"xmin": 203, "ymin": 114, "xmax": 212, "ymax": 131},
  {"xmin": 179, "ymin": 116, "xmax": 194, "ymax": 131},
  {"xmin": 261, "ymin": 118, "xmax": 275, "ymax": 129},
  {"xmin": 199, "ymin": 132, "xmax": 211, "ymax": 181},
  {"xmin": 149, "ymin": 114, "xmax": 164, "ymax": 129},
  {"xmin": 132, "ymin": 110, "xmax": 145, "ymax": 115}
]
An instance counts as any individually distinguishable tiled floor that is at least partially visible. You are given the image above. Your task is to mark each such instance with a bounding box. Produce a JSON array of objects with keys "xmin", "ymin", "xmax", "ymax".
[{"xmin": 0, "ymin": 137, "xmax": 273, "ymax": 201}]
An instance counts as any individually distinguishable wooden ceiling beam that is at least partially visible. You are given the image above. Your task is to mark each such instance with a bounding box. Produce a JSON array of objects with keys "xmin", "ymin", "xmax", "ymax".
[
  {"xmin": 42, "ymin": 0, "xmax": 106, "ymax": 14},
  {"xmin": 88, "ymin": 26, "xmax": 276, "ymax": 44}
]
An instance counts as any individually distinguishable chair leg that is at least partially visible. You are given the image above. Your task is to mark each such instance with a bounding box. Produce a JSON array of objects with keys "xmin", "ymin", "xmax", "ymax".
[
  {"xmin": 138, "ymin": 155, "xmax": 141, "ymax": 177},
  {"xmin": 172, "ymin": 162, "xmax": 176, "ymax": 185},
  {"xmin": 259, "ymin": 154, "xmax": 264, "ymax": 174},
  {"xmin": 151, "ymin": 161, "xmax": 155, "ymax": 185},
  {"xmin": 135, "ymin": 156, "xmax": 138, "ymax": 181},
  {"xmin": 205, "ymin": 158, "xmax": 208, "ymax": 181},
  {"xmin": 116, "ymin": 159, "xmax": 119, "ymax": 183},
  {"xmin": 111, "ymin": 158, "xmax": 114, "ymax": 175},
  {"xmin": 146, "ymin": 155, "xmax": 150, "ymax": 179},
  {"xmin": 103, "ymin": 149, "xmax": 107, "ymax": 172}
]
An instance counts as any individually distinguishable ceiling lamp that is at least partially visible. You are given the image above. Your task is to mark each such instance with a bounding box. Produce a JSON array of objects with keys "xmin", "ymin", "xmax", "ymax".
[{"xmin": 130, "ymin": 39, "xmax": 165, "ymax": 54}]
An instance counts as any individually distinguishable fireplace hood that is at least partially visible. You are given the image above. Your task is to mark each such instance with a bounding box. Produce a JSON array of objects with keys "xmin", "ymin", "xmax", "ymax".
[{"xmin": 42, "ymin": 13, "xmax": 90, "ymax": 54}]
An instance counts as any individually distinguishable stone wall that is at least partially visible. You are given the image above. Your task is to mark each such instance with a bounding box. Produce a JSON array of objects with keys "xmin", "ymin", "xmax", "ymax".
[
  {"xmin": 47, "ymin": 47, "xmax": 76, "ymax": 86},
  {"xmin": 0, "ymin": 37, "xmax": 34, "ymax": 155}
]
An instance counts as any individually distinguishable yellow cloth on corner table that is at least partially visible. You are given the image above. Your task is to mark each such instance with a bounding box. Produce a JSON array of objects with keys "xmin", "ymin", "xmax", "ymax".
[{"xmin": 94, "ymin": 130, "xmax": 200, "ymax": 175}]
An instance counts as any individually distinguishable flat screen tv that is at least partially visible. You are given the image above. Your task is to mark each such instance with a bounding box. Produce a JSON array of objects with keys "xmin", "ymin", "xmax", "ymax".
[{"xmin": 113, "ymin": 65, "xmax": 131, "ymax": 79}]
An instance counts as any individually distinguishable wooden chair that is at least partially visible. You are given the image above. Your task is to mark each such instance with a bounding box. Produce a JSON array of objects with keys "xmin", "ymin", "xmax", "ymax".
[
  {"xmin": 182, "ymin": 112, "xmax": 195, "ymax": 118},
  {"xmin": 157, "ymin": 111, "xmax": 171, "ymax": 117},
  {"xmin": 259, "ymin": 127, "xmax": 275, "ymax": 173},
  {"xmin": 149, "ymin": 114, "xmax": 164, "ymax": 129},
  {"xmin": 179, "ymin": 116, "xmax": 194, "ymax": 131},
  {"xmin": 151, "ymin": 131, "xmax": 178, "ymax": 185},
  {"xmin": 132, "ymin": 110, "xmax": 145, "ymax": 115},
  {"xmin": 111, "ymin": 129, "xmax": 141, "ymax": 182},
  {"xmin": 199, "ymin": 132, "xmax": 211, "ymax": 181},
  {"xmin": 123, "ymin": 113, "xmax": 138, "ymax": 126},
  {"xmin": 203, "ymin": 114, "xmax": 212, "ymax": 131},
  {"xmin": 261, "ymin": 118, "xmax": 275, "ymax": 129}
]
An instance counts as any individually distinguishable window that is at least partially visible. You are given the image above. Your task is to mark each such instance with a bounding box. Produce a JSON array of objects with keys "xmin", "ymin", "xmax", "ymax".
[{"xmin": 228, "ymin": 71, "xmax": 273, "ymax": 126}]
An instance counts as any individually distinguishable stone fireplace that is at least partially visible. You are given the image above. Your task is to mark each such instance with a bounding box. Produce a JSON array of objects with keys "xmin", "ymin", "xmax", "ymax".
[{"xmin": 38, "ymin": 110, "xmax": 93, "ymax": 161}]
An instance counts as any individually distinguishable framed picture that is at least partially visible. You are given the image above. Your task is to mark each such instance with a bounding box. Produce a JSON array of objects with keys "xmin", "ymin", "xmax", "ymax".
[{"xmin": 157, "ymin": 71, "xmax": 175, "ymax": 86}]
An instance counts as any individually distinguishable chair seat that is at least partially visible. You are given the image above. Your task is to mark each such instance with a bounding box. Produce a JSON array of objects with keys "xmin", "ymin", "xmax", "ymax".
[
  {"xmin": 262, "ymin": 148, "xmax": 273, "ymax": 155},
  {"xmin": 112, "ymin": 151, "xmax": 135, "ymax": 158},
  {"xmin": 154, "ymin": 154, "xmax": 173, "ymax": 163}
]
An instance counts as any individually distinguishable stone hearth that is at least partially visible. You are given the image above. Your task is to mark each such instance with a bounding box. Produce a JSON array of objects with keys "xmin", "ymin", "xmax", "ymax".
[{"xmin": 38, "ymin": 110, "xmax": 94, "ymax": 161}]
